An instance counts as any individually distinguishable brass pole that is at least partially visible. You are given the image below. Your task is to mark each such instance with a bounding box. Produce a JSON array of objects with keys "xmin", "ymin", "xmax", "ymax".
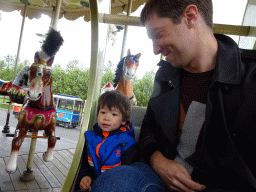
[
  {"xmin": 2, "ymin": 101, "xmax": 12, "ymax": 133},
  {"xmin": 120, "ymin": 0, "xmax": 133, "ymax": 59},
  {"xmin": 20, "ymin": 131, "xmax": 38, "ymax": 182},
  {"xmin": 51, "ymin": 0, "xmax": 62, "ymax": 29},
  {"xmin": 13, "ymin": 0, "xmax": 28, "ymax": 79}
]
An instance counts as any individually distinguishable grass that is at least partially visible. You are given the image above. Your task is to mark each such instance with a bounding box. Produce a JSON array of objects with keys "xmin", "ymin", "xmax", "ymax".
[{"xmin": 0, "ymin": 97, "xmax": 14, "ymax": 110}]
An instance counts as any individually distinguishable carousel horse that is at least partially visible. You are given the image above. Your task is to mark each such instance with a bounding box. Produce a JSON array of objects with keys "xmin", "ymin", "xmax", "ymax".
[
  {"xmin": 112, "ymin": 50, "xmax": 141, "ymax": 105},
  {"xmin": 6, "ymin": 28, "xmax": 63, "ymax": 173},
  {"xmin": 0, "ymin": 62, "xmax": 31, "ymax": 104},
  {"xmin": 100, "ymin": 81, "xmax": 114, "ymax": 95},
  {"xmin": 0, "ymin": 76, "xmax": 28, "ymax": 104}
]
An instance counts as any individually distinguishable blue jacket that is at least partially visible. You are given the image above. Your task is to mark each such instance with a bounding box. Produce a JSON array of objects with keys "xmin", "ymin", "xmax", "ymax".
[
  {"xmin": 75, "ymin": 121, "xmax": 139, "ymax": 191},
  {"xmin": 86, "ymin": 122, "xmax": 137, "ymax": 175}
]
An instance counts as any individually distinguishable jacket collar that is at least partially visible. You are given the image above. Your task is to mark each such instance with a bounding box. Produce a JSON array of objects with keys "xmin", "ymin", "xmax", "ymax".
[
  {"xmin": 213, "ymin": 34, "xmax": 241, "ymax": 85},
  {"xmin": 93, "ymin": 121, "xmax": 135, "ymax": 138},
  {"xmin": 157, "ymin": 34, "xmax": 242, "ymax": 86}
]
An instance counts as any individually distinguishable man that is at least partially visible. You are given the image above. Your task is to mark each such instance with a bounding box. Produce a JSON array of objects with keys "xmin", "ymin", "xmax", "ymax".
[
  {"xmin": 139, "ymin": 0, "xmax": 256, "ymax": 191},
  {"xmin": 88, "ymin": 0, "xmax": 256, "ymax": 191}
]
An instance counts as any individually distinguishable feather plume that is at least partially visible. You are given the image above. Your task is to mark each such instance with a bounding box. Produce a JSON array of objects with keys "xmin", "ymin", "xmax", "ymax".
[{"xmin": 38, "ymin": 28, "xmax": 64, "ymax": 61}]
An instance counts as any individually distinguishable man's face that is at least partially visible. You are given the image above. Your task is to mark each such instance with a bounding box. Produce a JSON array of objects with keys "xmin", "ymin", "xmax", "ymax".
[
  {"xmin": 97, "ymin": 106, "xmax": 126, "ymax": 132},
  {"xmin": 145, "ymin": 12, "xmax": 195, "ymax": 68}
]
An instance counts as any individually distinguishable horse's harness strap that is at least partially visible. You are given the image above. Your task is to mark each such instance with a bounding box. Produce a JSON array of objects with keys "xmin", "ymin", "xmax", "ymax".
[{"xmin": 28, "ymin": 103, "xmax": 54, "ymax": 111}]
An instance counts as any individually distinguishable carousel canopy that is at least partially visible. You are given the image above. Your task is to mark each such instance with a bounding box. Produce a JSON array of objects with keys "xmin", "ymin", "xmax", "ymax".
[
  {"xmin": 0, "ymin": 0, "xmax": 146, "ymax": 21},
  {"xmin": 0, "ymin": 0, "xmax": 255, "ymax": 50}
]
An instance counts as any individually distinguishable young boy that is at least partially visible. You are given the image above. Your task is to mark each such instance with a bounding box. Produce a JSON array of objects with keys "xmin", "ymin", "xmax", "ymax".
[{"xmin": 75, "ymin": 90, "xmax": 139, "ymax": 192}]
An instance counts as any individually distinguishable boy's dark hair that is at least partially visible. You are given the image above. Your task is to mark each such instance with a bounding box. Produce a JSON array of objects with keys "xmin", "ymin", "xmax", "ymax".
[
  {"xmin": 140, "ymin": 0, "xmax": 213, "ymax": 29},
  {"xmin": 97, "ymin": 90, "xmax": 131, "ymax": 122}
]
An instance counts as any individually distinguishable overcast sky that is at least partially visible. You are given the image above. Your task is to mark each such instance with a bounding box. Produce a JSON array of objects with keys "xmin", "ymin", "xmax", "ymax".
[{"xmin": 0, "ymin": 0, "xmax": 249, "ymax": 79}]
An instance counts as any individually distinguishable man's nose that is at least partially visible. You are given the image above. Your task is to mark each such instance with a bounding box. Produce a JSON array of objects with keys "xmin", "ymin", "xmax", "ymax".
[{"xmin": 153, "ymin": 40, "xmax": 162, "ymax": 55}]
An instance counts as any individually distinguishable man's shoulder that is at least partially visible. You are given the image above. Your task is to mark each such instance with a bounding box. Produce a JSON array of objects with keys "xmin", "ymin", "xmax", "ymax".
[
  {"xmin": 155, "ymin": 60, "xmax": 178, "ymax": 80},
  {"xmin": 239, "ymin": 49, "xmax": 256, "ymax": 79},
  {"xmin": 156, "ymin": 60, "xmax": 173, "ymax": 72},
  {"xmin": 240, "ymin": 49, "xmax": 256, "ymax": 61}
]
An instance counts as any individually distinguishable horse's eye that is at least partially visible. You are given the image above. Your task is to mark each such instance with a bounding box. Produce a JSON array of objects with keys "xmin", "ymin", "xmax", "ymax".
[{"xmin": 37, "ymin": 72, "xmax": 43, "ymax": 77}]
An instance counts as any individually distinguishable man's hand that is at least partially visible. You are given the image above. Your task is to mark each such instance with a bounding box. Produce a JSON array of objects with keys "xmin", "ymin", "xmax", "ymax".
[
  {"xmin": 80, "ymin": 176, "xmax": 92, "ymax": 191},
  {"xmin": 150, "ymin": 150, "xmax": 206, "ymax": 192}
]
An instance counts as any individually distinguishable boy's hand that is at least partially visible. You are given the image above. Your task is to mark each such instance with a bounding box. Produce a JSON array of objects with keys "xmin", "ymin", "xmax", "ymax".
[{"xmin": 80, "ymin": 176, "xmax": 92, "ymax": 191}]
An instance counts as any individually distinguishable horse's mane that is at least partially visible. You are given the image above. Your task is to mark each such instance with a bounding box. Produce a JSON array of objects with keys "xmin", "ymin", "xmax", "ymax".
[{"xmin": 113, "ymin": 57, "xmax": 125, "ymax": 88}]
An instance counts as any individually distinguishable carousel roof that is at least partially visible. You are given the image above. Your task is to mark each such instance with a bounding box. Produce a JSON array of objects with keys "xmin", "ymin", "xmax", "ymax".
[
  {"xmin": 0, "ymin": 0, "xmax": 146, "ymax": 21},
  {"xmin": 0, "ymin": 0, "xmax": 255, "ymax": 49}
]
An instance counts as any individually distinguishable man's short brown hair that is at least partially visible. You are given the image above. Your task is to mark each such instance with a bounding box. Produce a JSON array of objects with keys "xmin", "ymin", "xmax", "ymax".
[
  {"xmin": 140, "ymin": 0, "xmax": 213, "ymax": 29},
  {"xmin": 97, "ymin": 90, "xmax": 131, "ymax": 122}
]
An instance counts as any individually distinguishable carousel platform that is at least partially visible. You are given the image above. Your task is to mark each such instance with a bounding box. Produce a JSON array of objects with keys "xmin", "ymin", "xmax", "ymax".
[{"xmin": 0, "ymin": 108, "xmax": 80, "ymax": 192}]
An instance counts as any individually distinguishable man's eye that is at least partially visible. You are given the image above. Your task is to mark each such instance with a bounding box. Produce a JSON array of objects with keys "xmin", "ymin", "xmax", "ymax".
[{"xmin": 156, "ymin": 33, "xmax": 163, "ymax": 39}]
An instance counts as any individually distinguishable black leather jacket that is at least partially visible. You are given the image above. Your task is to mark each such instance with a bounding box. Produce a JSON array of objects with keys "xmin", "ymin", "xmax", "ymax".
[{"xmin": 139, "ymin": 34, "xmax": 256, "ymax": 191}]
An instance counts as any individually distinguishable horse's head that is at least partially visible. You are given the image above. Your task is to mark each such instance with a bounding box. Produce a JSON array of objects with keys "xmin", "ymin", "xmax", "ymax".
[
  {"xmin": 122, "ymin": 50, "xmax": 141, "ymax": 81},
  {"xmin": 28, "ymin": 52, "xmax": 53, "ymax": 101}
]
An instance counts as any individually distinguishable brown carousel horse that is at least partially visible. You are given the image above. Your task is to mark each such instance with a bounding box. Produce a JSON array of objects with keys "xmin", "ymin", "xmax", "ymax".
[
  {"xmin": 0, "ymin": 76, "xmax": 28, "ymax": 104},
  {"xmin": 112, "ymin": 50, "xmax": 141, "ymax": 105},
  {"xmin": 6, "ymin": 28, "xmax": 63, "ymax": 174}
]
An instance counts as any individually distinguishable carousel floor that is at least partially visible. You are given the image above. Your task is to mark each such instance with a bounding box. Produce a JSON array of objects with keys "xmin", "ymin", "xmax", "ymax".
[
  {"xmin": 0, "ymin": 108, "xmax": 80, "ymax": 191},
  {"xmin": 0, "ymin": 148, "xmax": 75, "ymax": 192}
]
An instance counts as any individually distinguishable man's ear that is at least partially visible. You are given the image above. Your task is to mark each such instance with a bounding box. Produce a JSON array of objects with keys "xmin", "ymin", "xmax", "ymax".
[{"xmin": 184, "ymin": 5, "xmax": 198, "ymax": 28}]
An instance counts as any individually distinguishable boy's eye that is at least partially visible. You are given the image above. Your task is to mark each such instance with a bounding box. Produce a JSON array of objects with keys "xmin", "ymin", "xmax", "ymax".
[
  {"xmin": 112, "ymin": 113, "xmax": 118, "ymax": 116},
  {"xmin": 100, "ymin": 111, "xmax": 106, "ymax": 114}
]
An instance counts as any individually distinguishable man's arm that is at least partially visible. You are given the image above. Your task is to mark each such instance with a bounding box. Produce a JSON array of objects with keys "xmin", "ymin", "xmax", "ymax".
[
  {"xmin": 138, "ymin": 101, "xmax": 160, "ymax": 165},
  {"xmin": 139, "ymin": 99, "xmax": 205, "ymax": 192},
  {"xmin": 121, "ymin": 143, "xmax": 140, "ymax": 165}
]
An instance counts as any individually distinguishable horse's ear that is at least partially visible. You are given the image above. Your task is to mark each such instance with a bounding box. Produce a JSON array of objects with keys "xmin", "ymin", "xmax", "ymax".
[
  {"xmin": 47, "ymin": 56, "xmax": 54, "ymax": 66},
  {"xmin": 134, "ymin": 53, "xmax": 141, "ymax": 61},
  {"xmin": 127, "ymin": 49, "xmax": 131, "ymax": 56},
  {"xmin": 34, "ymin": 52, "xmax": 40, "ymax": 63}
]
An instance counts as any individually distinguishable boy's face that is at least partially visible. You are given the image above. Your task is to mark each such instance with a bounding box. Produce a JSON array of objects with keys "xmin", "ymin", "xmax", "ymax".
[{"xmin": 97, "ymin": 106, "xmax": 126, "ymax": 132}]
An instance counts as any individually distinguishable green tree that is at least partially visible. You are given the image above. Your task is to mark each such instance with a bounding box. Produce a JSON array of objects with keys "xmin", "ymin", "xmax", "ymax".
[
  {"xmin": 0, "ymin": 59, "xmax": 32, "ymax": 81},
  {"xmin": 0, "ymin": 68, "xmax": 13, "ymax": 81},
  {"xmin": 104, "ymin": 60, "xmax": 115, "ymax": 73},
  {"xmin": 101, "ymin": 69, "xmax": 115, "ymax": 88},
  {"xmin": 133, "ymin": 70, "xmax": 155, "ymax": 107},
  {"xmin": 0, "ymin": 60, "xmax": 5, "ymax": 71},
  {"xmin": 52, "ymin": 64, "xmax": 66, "ymax": 94},
  {"xmin": 66, "ymin": 59, "xmax": 82, "ymax": 73},
  {"xmin": 17, "ymin": 59, "xmax": 31, "ymax": 73},
  {"xmin": 62, "ymin": 68, "xmax": 90, "ymax": 100},
  {"xmin": 3, "ymin": 54, "xmax": 16, "ymax": 69}
]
